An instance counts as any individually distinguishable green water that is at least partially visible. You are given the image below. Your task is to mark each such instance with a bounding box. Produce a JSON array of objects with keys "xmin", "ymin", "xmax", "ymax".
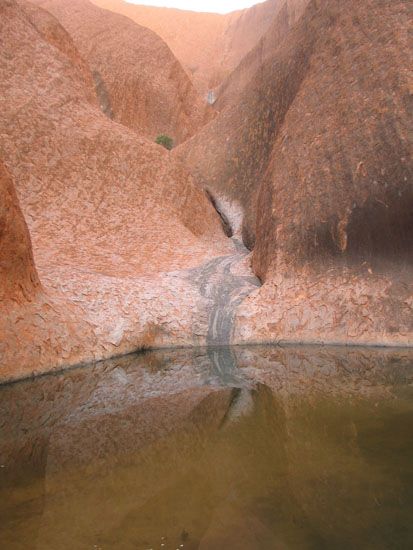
[{"xmin": 0, "ymin": 346, "xmax": 412, "ymax": 549}]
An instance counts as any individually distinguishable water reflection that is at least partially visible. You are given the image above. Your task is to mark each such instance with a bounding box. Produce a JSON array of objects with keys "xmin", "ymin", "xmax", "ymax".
[{"xmin": 0, "ymin": 346, "xmax": 412, "ymax": 549}]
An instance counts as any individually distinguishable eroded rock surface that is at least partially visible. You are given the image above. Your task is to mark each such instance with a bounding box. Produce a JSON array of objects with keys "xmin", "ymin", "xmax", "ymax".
[
  {"xmin": 0, "ymin": 161, "xmax": 40, "ymax": 303},
  {"xmin": 0, "ymin": 159, "xmax": 96, "ymax": 379},
  {"xmin": 34, "ymin": 0, "xmax": 212, "ymax": 144},
  {"xmin": 0, "ymin": 0, "xmax": 248, "ymax": 380},
  {"xmin": 92, "ymin": 0, "xmax": 279, "ymax": 95},
  {"xmin": 177, "ymin": 0, "xmax": 413, "ymax": 346},
  {"xmin": 0, "ymin": 0, "xmax": 411, "ymax": 380}
]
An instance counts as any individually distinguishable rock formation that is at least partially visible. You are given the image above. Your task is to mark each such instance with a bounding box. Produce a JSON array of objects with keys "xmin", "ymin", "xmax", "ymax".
[
  {"xmin": 34, "ymin": 0, "xmax": 211, "ymax": 144},
  {"xmin": 0, "ymin": 0, "xmax": 239, "ymax": 380},
  {"xmin": 0, "ymin": 161, "xmax": 40, "ymax": 303},
  {"xmin": 0, "ymin": 0, "xmax": 411, "ymax": 382},
  {"xmin": 91, "ymin": 0, "xmax": 279, "ymax": 95},
  {"xmin": 176, "ymin": 0, "xmax": 413, "ymax": 346},
  {"xmin": 0, "ymin": 158, "xmax": 96, "ymax": 381}
]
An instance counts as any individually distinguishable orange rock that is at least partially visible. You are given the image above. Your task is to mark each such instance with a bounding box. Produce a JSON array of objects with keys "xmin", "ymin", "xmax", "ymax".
[
  {"xmin": 0, "ymin": 0, "xmax": 234, "ymax": 380},
  {"xmin": 177, "ymin": 0, "xmax": 413, "ymax": 346},
  {"xmin": 34, "ymin": 0, "xmax": 213, "ymax": 144},
  {"xmin": 91, "ymin": 0, "xmax": 278, "ymax": 96},
  {"xmin": 0, "ymin": 161, "xmax": 40, "ymax": 304}
]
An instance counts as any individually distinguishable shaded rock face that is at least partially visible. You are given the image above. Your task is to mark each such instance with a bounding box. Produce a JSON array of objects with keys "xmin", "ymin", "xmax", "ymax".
[
  {"xmin": 0, "ymin": 161, "xmax": 40, "ymax": 303},
  {"xmin": 252, "ymin": 0, "xmax": 413, "ymax": 276},
  {"xmin": 34, "ymin": 0, "xmax": 212, "ymax": 144},
  {"xmin": 91, "ymin": 0, "xmax": 279, "ymax": 95},
  {"xmin": 177, "ymin": 0, "xmax": 413, "ymax": 346}
]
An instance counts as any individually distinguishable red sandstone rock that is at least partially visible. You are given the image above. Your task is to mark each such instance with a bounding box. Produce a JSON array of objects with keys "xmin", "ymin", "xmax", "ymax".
[
  {"xmin": 177, "ymin": 0, "xmax": 413, "ymax": 346},
  {"xmin": 0, "ymin": 161, "xmax": 40, "ymax": 303},
  {"xmin": 34, "ymin": 0, "xmax": 212, "ymax": 144},
  {"xmin": 0, "ymin": 160, "xmax": 97, "ymax": 380},
  {"xmin": 0, "ymin": 0, "xmax": 234, "ymax": 380},
  {"xmin": 92, "ymin": 0, "xmax": 278, "ymax": 96},
  {"xmin": 1, "ymin": 0, "xmax": 411, "ymax": 381},
  {"xmin": 215, "ymin": 0, "xmax": 309, "ymax": 111}
]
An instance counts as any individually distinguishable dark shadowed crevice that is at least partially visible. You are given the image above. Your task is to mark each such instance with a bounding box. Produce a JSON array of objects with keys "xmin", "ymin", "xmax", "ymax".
[
  {"xmin": 346, "ymin": 191, "xmax": 413, "ymax": 267},
  {"xmin": 92, "ymin": 70, "xmax": 114, "ymax": 119},
  {"xmin": 205, "ymin": 189, "xmax": 233, "ymax": 237}
]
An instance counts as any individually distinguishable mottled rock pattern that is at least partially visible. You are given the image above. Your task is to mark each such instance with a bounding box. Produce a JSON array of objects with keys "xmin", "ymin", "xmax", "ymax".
[
  {"xmin": 92, "ymin": 0, "xmax": 278, "ymax": 95},
  {"xmin": 0, "ymin": 161, "xmax": 40, "ymax": 303},
  {"xmin": 0, "ymin": 0, "xmax": 239, "ymax": 380},
  {"xmin": 34, "ymin": 0, "xmax": 212, "ymax": 144},
  {"xmin": 0, "ymin": 0, "xmax": 411, "ymax": 381},
  {"xmin": 177, "ymin": 0, "xmax": 413, "ymax": 346},
  {"xmin": 0, "ymin": 160, "xmax": 96, "ymax": 378}
]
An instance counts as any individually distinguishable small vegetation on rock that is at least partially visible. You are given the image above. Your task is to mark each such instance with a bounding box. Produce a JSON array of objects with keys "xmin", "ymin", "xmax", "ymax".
[{"xmin": 155, "ymin": 134, "xmax": 174, "ymax": 150}]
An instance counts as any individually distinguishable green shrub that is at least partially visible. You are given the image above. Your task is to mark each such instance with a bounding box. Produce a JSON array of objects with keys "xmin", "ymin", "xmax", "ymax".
[{"xmin": 155, "ymin": 134, "xmax": 174, "ymax": 150}]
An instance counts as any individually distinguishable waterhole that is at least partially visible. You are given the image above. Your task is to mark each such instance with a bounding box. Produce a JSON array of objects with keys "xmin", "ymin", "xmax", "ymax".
[{"xmin": 1, "ymin": 346, "xmax": 412, "ymax": 549}]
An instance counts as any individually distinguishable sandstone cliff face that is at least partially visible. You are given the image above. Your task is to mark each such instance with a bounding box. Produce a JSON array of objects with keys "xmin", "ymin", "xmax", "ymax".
[
  {"xmin": 0, "ymin": 0, "xmax": 411, "ymax": 381},
  {"xmin": 91, "ymin": 0, "xmax": 278, "ymax": 96},
  {"xmin": 34, "ymin": 0, "xmax": 211, "ymax": 144},
  {"xmin": 0, "ymin": 158, "xmax": 97, "ymax": 380},
  {"xmin": 0, "ymin": 161, "xmax": 40, "ymax": 303},
  {"xmin": 177, "ymin": 0, "xmax": 413, "ymax": 346},
  {"xmin": 0, "ymin": 0, "xmax": 234, "ymax": 380},
  {"xmin": 32, "ymin": 0, "xmax": 213, "ymax": 143},
  {"xmin": 174, "ymin": 0, "xmax": 311, "ymax": 245},
  {"xmin": 215, "ymin": 0, "xmax": 309, "ymax": 111}
]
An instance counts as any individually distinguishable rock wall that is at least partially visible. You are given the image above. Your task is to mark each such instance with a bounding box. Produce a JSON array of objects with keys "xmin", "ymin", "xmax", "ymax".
[
  {"xmin": 34, "ymin": 0, "xmax": 212, "ymax": 144},
  {"xmin": 0, "ymin": 0, "xmax": 411, "ymax": 381},
  {"xmin": 177, "ymin": 0, "xmax": 413, "ymax": 346},
  {"xmin": 0, "ymin": 0, "xmax": 236, "ymax": 380},
  {"xmin": 0, "ymin": 161, "xmax": 40, "ymax": 303},
  {"xmin": 91, "ymin": 0, "xmax": 278, "ymax": 95}
]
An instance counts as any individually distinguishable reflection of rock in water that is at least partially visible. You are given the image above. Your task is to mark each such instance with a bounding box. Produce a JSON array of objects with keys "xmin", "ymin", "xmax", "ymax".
[
  {"xmin": 219, "ymin": 386, "xmax": 260, "ymax": 430},
  {"xmin": 1, "ymin": 346, "xmax": 413, "ymax": 548}
]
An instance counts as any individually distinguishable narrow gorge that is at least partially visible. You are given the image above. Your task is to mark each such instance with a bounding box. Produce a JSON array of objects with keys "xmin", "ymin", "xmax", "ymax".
[
  {"xmin": 0, "ymin": 0, "xmax": 412, "ymax": 547},
  {"xmin": 1, "ymin": 0, "xmax": 411, "ymax": 382}
]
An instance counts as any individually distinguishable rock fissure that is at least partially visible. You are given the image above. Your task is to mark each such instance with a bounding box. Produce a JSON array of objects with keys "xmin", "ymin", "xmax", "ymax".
[{"xmin": 188, "ymin": 238, "xmax": 261, "ymax": 386}]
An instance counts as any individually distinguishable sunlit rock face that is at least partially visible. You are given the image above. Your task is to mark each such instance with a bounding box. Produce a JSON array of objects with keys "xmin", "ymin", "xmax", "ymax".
[
  {"xmin": 0, "ymin": 0, "xmax": 235, "ymax": 379},
  {"xmin": 91, "ymin": 0, "xmax": 279, "ymax": 95},
  {"xmin": 177, "ymin": 0, "xmax": 413, "ymax": 346},
  {"xmin": 33, "ymin": 0, "xmax": 212, "ymax": 144}
]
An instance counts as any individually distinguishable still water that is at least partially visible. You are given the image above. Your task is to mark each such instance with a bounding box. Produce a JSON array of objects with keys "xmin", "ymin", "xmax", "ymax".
[{"xmin": 1, "ymin": 345, "xmax": 412, "ymax": 549}]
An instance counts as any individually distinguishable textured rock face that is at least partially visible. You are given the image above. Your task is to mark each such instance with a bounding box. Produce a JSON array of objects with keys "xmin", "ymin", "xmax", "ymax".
[
  {"xmin": 215, "ymin": 0, "xmax": 309, "ymax": 111},
  {"xmin": 175, "ymin": 0, "xmax": 311, "ymax": 246},
  {"xmin": 0, "ymin": 159, "xmax": 96, "ymax": 380},
  {"xmin": 0, "ymin": 0, "xmax": 411, "ymax": 381},
  {"xmin": 34, "ymin": 0, "xmax": 211, "ymax": 144},
  {"xmin": 0, "ymin": 161, "xmax": 40, "ymax": 303},
  {"xmin": 177, "ymin": 0, "xmax": 413, "ymax": 346},
  {"xmin": 91, "ymin": 0, "xmax": 278, "ymax": 95},
  {"xmin": 0, "ymin": 0, "xmax": 237, "ymax": 380}
]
